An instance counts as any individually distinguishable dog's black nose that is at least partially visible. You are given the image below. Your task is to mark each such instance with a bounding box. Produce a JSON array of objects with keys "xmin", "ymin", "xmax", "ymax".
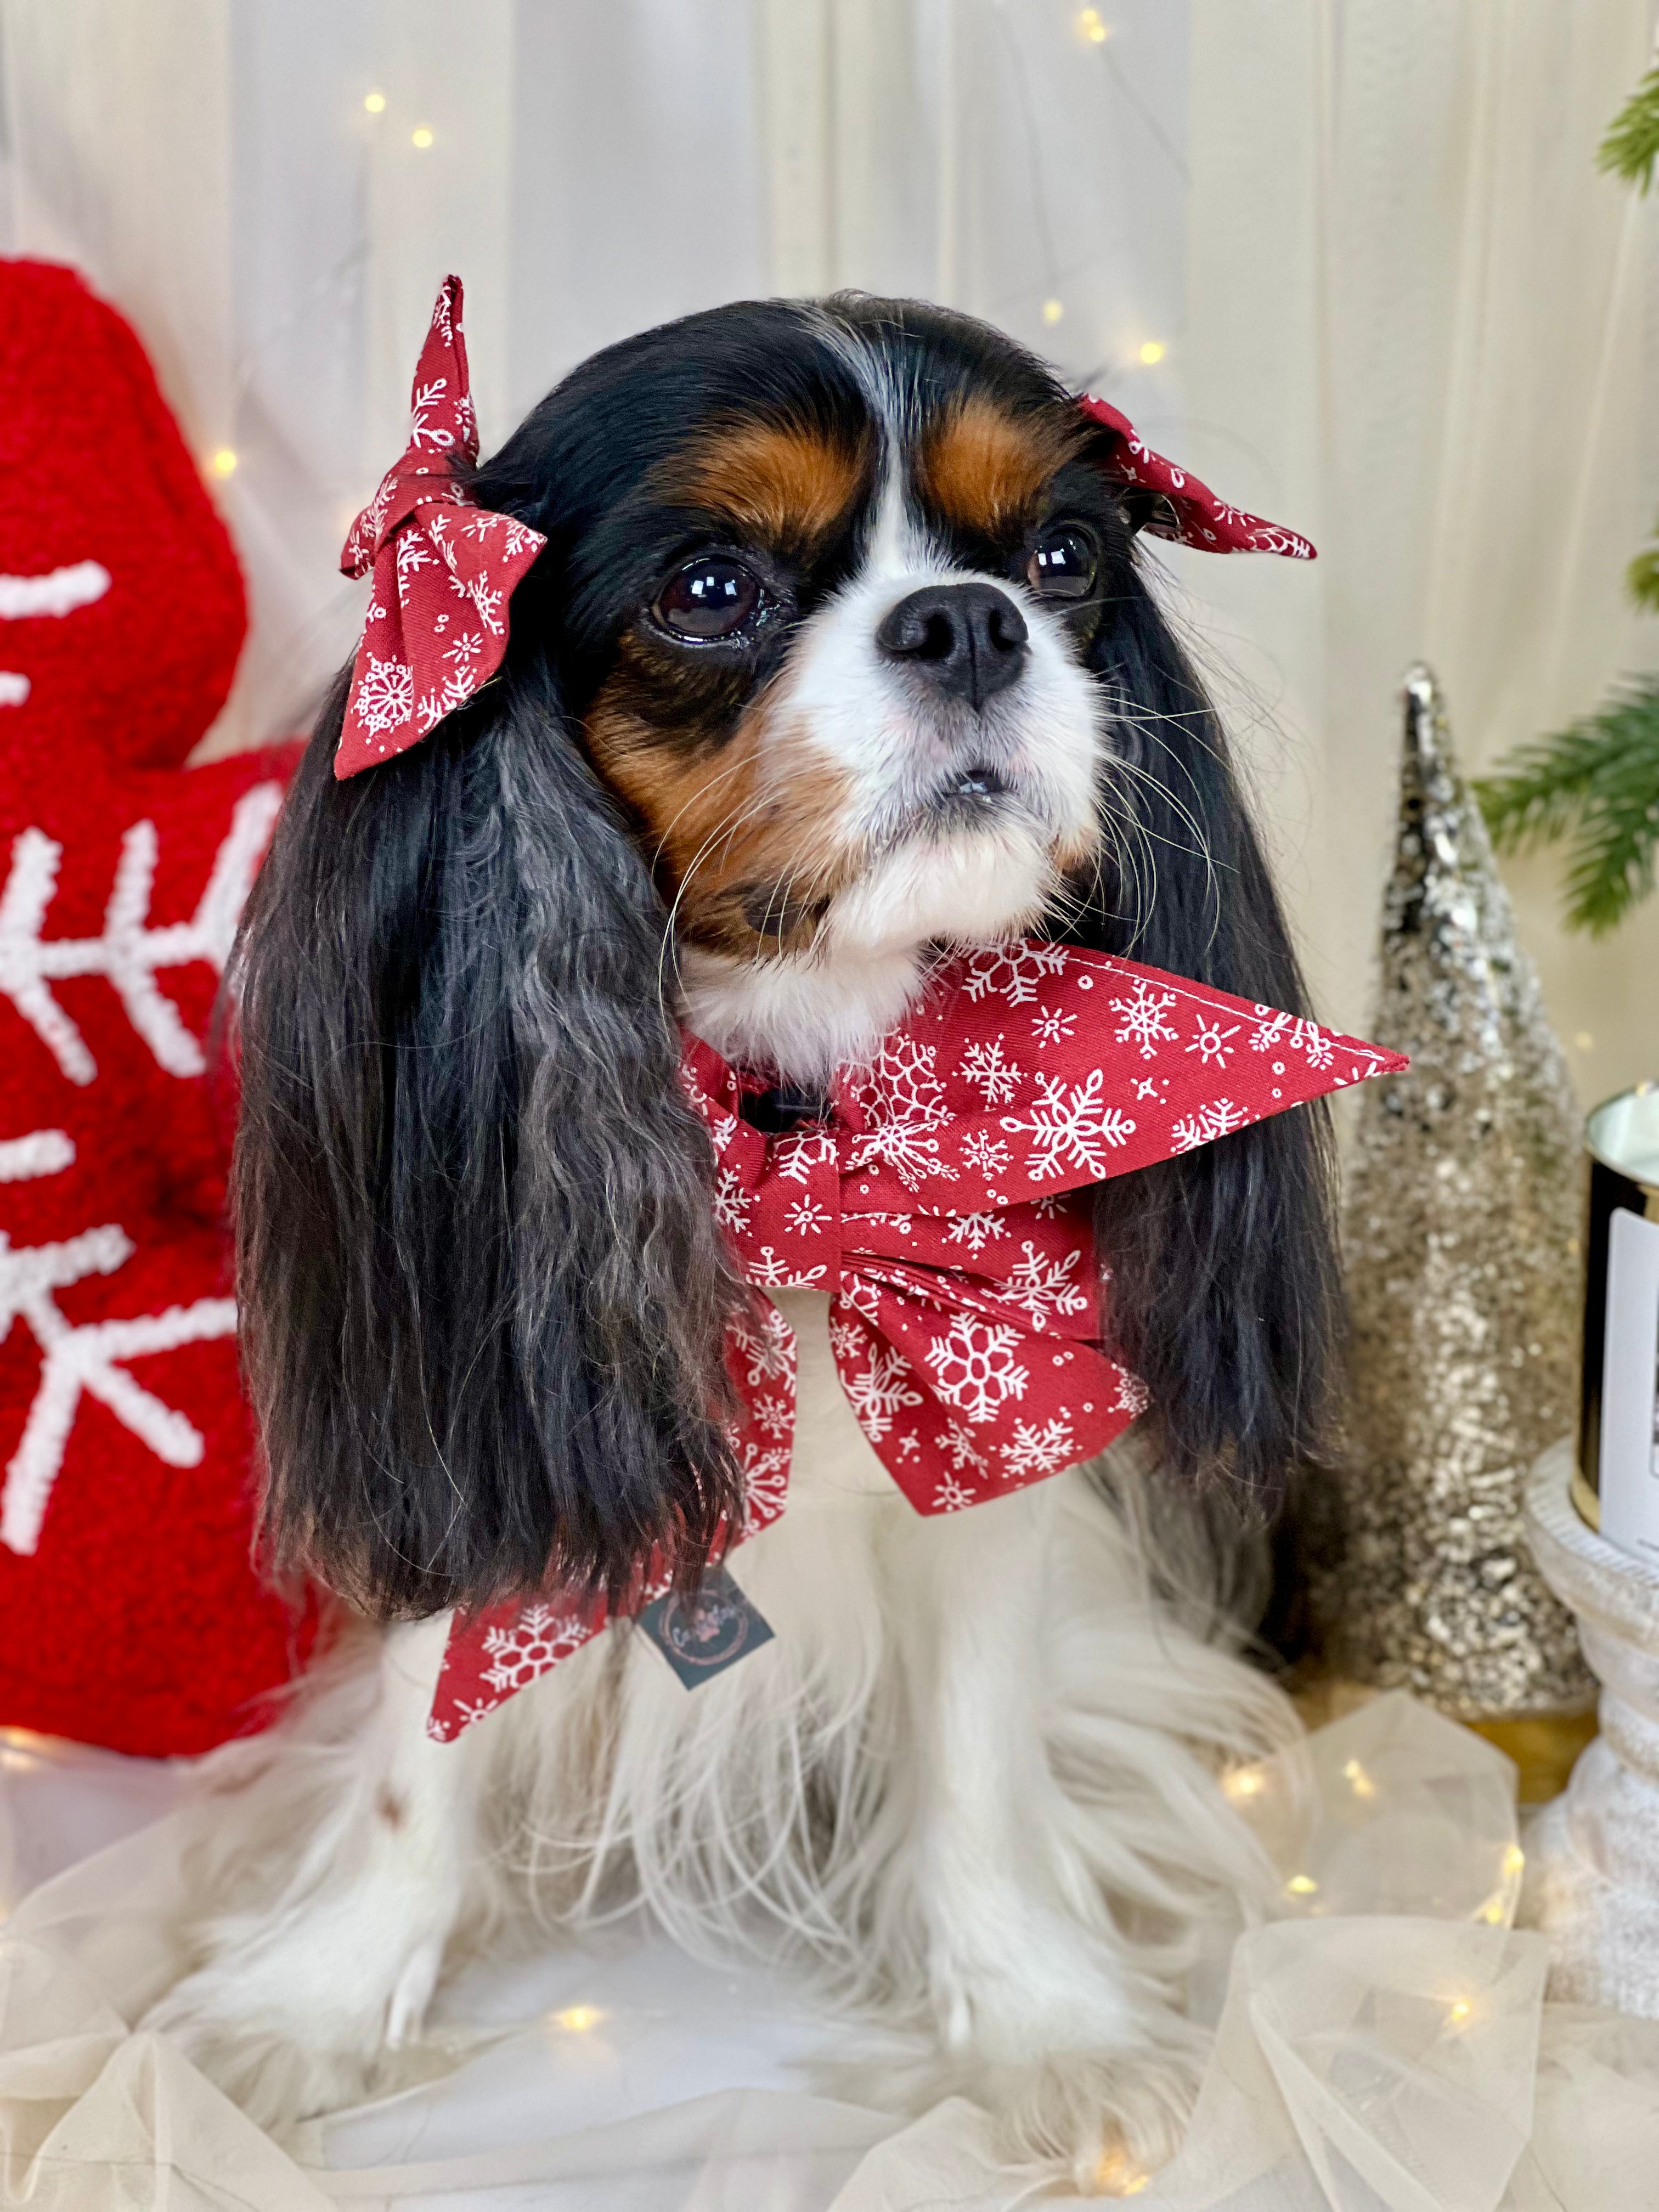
[{"xmin": 875, "ymin": 583, "xmax": 1028, "ymax": 708}]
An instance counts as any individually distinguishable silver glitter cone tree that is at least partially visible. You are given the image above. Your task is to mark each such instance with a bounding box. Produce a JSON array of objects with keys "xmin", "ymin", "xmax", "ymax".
[{"xmin": 1332, "ymin": 666, "xmax": 1592, "ymax": 1717}]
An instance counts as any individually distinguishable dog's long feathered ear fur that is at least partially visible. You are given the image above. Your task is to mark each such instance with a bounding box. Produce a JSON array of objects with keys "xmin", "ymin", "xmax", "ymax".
[
  {"xmin": 1068, "ymin": 558, "xmax": 1342, "ymax": 1515},
  {"xmin": 229, "ymin": 660, "xmax": 746, "ymax": 1621}
]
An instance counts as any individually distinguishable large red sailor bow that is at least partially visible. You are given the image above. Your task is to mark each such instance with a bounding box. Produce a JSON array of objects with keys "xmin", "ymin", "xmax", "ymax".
[
  {"xmin": 334, "ymin": 275, "xmax": 545, "ymax": 778},
  {"xmin": 332, "ymin": 279, "xmax": 1313, "ymax": 784},
  {"xmin": 429, "ymin": 942, "xmax": 1402, "ymax": 1740}
]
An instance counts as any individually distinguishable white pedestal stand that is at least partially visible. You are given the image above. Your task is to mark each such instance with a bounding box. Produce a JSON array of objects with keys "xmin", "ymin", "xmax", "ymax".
[{"xmin": 1523, "ymin": 1439, "xmax": 1659, "ymax": 2013}]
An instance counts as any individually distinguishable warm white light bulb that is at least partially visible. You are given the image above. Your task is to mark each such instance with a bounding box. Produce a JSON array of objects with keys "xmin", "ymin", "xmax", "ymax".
[
  {"xmin": 208, "ymin": 448, "xmax": 238, "ymax": 478},
  {"xmin": 1138, "ymin": 340, "xmax": 1166, "ymax": 365},
  {"xmin": 411, "ymin": 126, "xmax": 435, "ymax": 149},
  {"xmin": 551, "ymin": 2004, "xmax": 602, "ymax": 2032},
  {"xmin": 1042, "ymin": 298, "xmax": 1064, "ymax": 326},
  {"xmin": 1077, "ymin": 8, "xmax": 1110, "ymax": 43},
  {"xmin": 364, "ymin": 91, "xmax": 387, "ymax": 114}
]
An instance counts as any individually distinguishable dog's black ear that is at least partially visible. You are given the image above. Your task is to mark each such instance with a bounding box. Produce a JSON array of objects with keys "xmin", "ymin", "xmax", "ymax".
[
  {"xmin": 1064, "ymin": 568, "xmax": 1342, "ymax": 1513},
  {"xmin": 229, "ymin": 660, "xmax": 746, "ymax": 1621}
]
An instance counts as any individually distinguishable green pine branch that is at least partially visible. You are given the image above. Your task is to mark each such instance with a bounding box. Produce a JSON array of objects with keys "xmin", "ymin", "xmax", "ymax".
[
  {"xmin": 1600, "ymin": 61, "xmax": 1659, "ymax": 193},
  {"xmin": 1629, "ymin": 538, "xmax": 1659, "ymax": 613},
  {"xmin": 1475, "ymin": 679, "xmax": 1659, "ymax": 935}
]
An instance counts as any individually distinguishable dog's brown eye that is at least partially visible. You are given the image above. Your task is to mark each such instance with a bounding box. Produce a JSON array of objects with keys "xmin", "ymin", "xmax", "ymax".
[
  {"xmin": 1028, "ymin": 526, "xmax": 1098, "ymax": 603},
  {"xmin": 655, "ymin": 556, "xmax": 764, "ymax": 641}
]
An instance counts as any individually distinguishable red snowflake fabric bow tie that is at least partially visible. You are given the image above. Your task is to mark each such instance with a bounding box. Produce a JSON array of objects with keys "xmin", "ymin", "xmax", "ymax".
[
  {"xmin": 429, "ymin": 941, "xmax": 1401, "ymax": 1740},
  {"xmin": 334, "ymin": 276, "xmax": 545, "ymax": 779}
]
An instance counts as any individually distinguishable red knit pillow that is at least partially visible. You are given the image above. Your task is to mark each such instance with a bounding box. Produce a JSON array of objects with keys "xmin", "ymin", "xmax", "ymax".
[{"xmin": 0, "ymin": 260, "xmax": 307, "ymax": 1756}]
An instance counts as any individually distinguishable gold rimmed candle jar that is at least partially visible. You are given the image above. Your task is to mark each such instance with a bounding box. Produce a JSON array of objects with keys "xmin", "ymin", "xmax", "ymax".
[{"xmin": 1577, "ymin": 1084, "xmax": 1659, "ymax": 1562}]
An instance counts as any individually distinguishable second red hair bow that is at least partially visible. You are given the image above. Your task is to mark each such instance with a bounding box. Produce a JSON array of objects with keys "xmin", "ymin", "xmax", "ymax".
[{"xmin": 335, "ymin": 276, "xmax": 546, "ymax": 780}]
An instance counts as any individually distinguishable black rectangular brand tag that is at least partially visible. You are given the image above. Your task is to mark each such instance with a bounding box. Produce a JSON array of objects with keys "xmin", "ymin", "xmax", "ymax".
[{"xmin": 637, "ymin": 1566, "xmax": 774, "ymax": 1688}]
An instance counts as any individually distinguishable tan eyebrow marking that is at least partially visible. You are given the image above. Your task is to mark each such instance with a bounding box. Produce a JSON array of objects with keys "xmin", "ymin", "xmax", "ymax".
[
  {"xmin": 916, "ymin": 396, "xmax": 1079, "ymax": 535},
  {"xmin": 659, "ymin": 419, "xmax": 873, "ymax": 550}
]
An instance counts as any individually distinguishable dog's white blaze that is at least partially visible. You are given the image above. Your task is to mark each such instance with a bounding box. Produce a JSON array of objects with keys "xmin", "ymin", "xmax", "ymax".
[{"xmin": 683, "ymin": 428, "xmax": 1106, "ymax": 1081}]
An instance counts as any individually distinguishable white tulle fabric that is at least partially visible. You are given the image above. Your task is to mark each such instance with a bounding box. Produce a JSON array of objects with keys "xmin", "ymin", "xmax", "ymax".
[{"xmin": 3, "ymin": 1692, "xmax": 1657, "ymax": 2210}]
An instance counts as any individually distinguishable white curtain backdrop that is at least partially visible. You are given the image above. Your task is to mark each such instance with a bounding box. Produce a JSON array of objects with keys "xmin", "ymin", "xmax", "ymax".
[{"xmin": 0, "ymin": 0, "xmax": 1654, "ymax": 1098}]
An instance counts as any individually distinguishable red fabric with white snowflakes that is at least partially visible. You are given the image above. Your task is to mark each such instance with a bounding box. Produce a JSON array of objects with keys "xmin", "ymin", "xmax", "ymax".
[
  {"xmin": 335, "ymin": 276, "xmax": 546, "ymax": 778},
  {"xmin": 1081, "ymin": 395, "xmax": 1316, "ymax": 561},
  {"xmin": 430, "ymin": 941, "xmax": 1403, "ymax": 1740},
  {"xmin": 0, "ymin": 259, "xmax": 306, "ymax": 1756}
]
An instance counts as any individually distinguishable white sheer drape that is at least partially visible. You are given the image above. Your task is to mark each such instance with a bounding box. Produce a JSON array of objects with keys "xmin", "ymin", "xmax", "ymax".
[{"xmin": 1176, "ymin": 0, "xmax": 1659, "ymax": 1091}]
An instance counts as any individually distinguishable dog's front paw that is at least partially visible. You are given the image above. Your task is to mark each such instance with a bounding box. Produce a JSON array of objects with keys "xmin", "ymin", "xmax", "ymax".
[
  {"xmin": 977, "ymin": 2042, "xmax": 1199, "ymax": 2195},
  {"xmin": 142, "ymin": 1914, "xmax": 449, "ymax": 2132}
]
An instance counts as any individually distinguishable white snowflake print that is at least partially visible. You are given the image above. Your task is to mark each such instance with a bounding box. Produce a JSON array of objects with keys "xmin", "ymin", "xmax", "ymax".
[
  {"xmin": 924, "ymin": 1314, "xmax": 1029, "ymax": 1425},
  {"xmin": 961, "ymin": 940, "xmax": 1069, "ymax": 1006},
  {"xmin": 1169, "ymin": 1098, "xmax": 1250, "ymax": 1153},
  {"xmin": 746, "ymin": 1244, "xmax": 826, "ymax": 1288},
  {"xmin": 785, "ymin": 1197, "xmax": 833, "ymax": 1238},
  {"xmin": 941, "ymin": 1419, "xmax": 990, "ymax": 1474},
  {"xmin": 1111, "ymin": 975, "xmax": 1180, "ymax": 1060},
  {"xmin": 933, "ymin": 1472, "xmax": 977, "ymax": 1513},
  {"xmin": 740, "ymin": 1440, "xmax": 791, "ymax": 1529},
  {"xmin": 850, "ymin": 1034, "xmax": 958, "ymax": 1194},
  {"xmin": 1030, "ymin": 1193, "xmax": 1066, "ymax": 1220},
  {"xmin": 729, "ymin": 1302, "xmax": 792, "ymax": 1384},
  {"xmin": 841, "ymin": 1274, "xmax": 883, "ymax": 1323},
  {"xmin": 353, "ymin": 654, "xmax": 415, "ymax": 736},
  {"xmin": 395, "ymin": 531, "xmax": 436, "ymax": 580},
  {"xmin": 443, "ymin": 631, "xmax": 485, "ymax": 673},
  {"xmin": 0, "ymin": 1135, "xmax": 241, "ymax": 1555},
  {"xmin": 351, "ymin": 471, "xmax": 398, "ymax": 559},
  {"xmin": 944, "ymin": 1211, "xmax": 1009, "ymax": 1257},
  {"xmin": 480, "ymin": 1603, "xmax": 590, "ymax": 1693},
  {"xmin": 773, "ymin": 1127, "xmax": 837, "ymax": 1184},
  {"xmin": 1031, "ymin": 1006, "xmax": 1077, "ymax": 1049},
  {"xmin": 1113, "ymin": 1369, "xmax": 1151, "ymax": 1417},
  {"xmin": 896, "ymin": 1432, "xmax": 921, "ymax": 1459},
  {"xmin": 712, "ymin": 1166, "xmax": 755, "ymax": 1234},
  {"xmin": 752, "ymin": 1391, "xmax": 792, "ymax": 1439},
  {"xmin": 828, "ymin": 1316, "xmax": 866, "ymax": 1361},
  {"xmin": 1249, "ymin": 1010, "xmax": 1333, "ymax": 1070},
  {"xmin": 408, "ymin": 375, "xmax": 457, "ymax": 451},
  {"xmin": 867, "ymin": 1212, "xmax": 913, "ymax": 1235},
  {"xmin": 1000, "ymin": 1414, "xmax": 1077, "ymax": 1483},
  {"xmin": 1186, "ymin": 1014, "xmax": 1240, "ymax": 1070},
  {"xmin": 1001, "ymin": 1069, "xmax": 1135, "ymax": 1182},
  {"xmin": 0, "ymin": 785, "xmax": 285, "ymax": 1087},
  {"xmin": 843, "ymin": 1341, "xmax": 924, "ymax": 1441},
  {"xmin": 433, "ymin": 1695, "xmax": 505, "ymax": 1737},
  {"xmin": 415, "ymin": 668, "xmax": 470, "ymax": 733},
  {"xmin": 501, "ymin": 518, "xmax": 538, "ymax": 558},
  {"xmin": 958, "ymin": 1036, "xmax": 1023, "ymax": 1107},
  {"xmin": 961, "ymin": 1129, "xmax": 1011, "ymax": 1180},
  {"xmin": 469, "ymin": 579, "xmax": 506, "ymax": 636},
  {"xmin": 1002, "ymin": 1242, "xmax": 1090, "ymax": 1330}
]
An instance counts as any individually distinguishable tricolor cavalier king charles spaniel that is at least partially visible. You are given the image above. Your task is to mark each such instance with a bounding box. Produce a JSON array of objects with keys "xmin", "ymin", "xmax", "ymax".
[{"xmin": 151, "ymin": 294, "xmax": 1337, "ymax": 2186}]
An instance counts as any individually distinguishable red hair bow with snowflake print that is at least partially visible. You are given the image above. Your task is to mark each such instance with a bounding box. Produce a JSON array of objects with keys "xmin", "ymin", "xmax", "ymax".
[
  {"xmin": 1079, "ymin": 395, "xmax": 1315, "ymax": 560},
  {"xmin": 335, "ymin": 276, "xmax": 545, "ymax": 779},
  {"xmin": 428, "ymin": 941, "xmax": 1402, "ymax": 1739}
]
